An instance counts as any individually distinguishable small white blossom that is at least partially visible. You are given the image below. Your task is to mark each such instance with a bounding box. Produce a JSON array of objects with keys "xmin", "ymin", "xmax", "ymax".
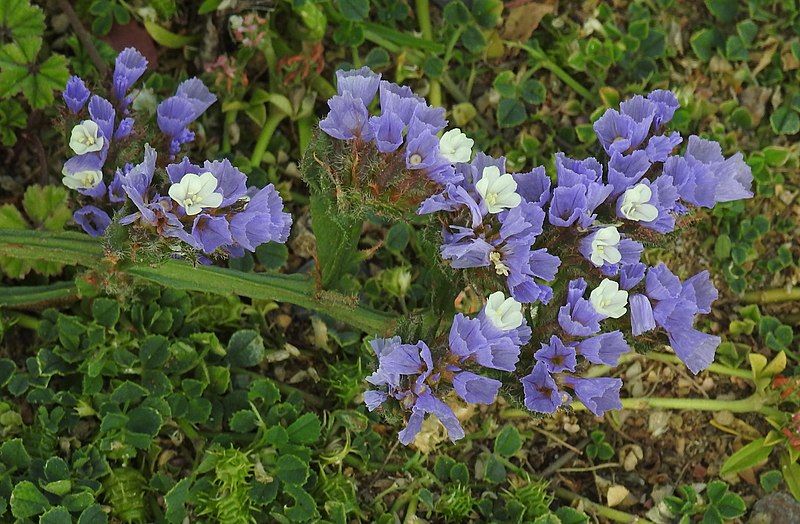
[
  {"xmin": 475, "ymin": 166, "xmax": 521, "ymax": 214},
  {"xmin": 589, "ymin": 279, "xmax": 628, "ymax": 319},
  {"xmin": 484, "ymin": 291, "xmax": 524, "ymax": 331},
  {"xmin": 590, "ymin": 226, "xmax": 622, "ymax": 267},
  {"xmin": 62, "ymin": 169, "xmax": 102, "ymax": 190},
  {"xmin": 69, "ymin": 120, "xmax": 104, "ymax": 155},
  {"xmin": 620, "ymin": 183, "xmax": 658, "ymax": 222},
  {"xmin": 168, "ymin": 172, "xmax": 224, "ymax": 216},
  {"xmin": 439, "ymin": 128, "xmax": 474, "ymax": 163}
]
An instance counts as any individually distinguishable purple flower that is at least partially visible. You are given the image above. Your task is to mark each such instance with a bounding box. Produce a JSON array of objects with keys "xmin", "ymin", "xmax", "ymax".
[
  {"xmin": 229, "ymin": 184, "xmax": 292, "ymax": 252},
  {"xmin": 568, "ymin": 377, "xmax": 622, "ymax": 417},
  {"xmin": 378, "ymin": 81, "xmax": 419, "ymax": 124},
  {"xmin": 555, "ymin": 153, "xmax": 603, "ymax": 187},
  {"xmin": 452, "ymin": 371, "xmax": 501, "ymax": 404},
  {"xmin": 682, "ymin": 271, "xmax": 718, "ymax": 314},
  {"xmin": 620, "ymin": 262, "xmax": 646, "ymax": 290},
  {"xmin": 63, "ymin": 76, "xmax": 90, "ymax": 114},
  {"xmin": 629, "ymin": 294, "xmax": 656, "ymax": 336},
  {"xmin": 398, "ymin": 392, "xmax": 464, "ymax": 445},
  {"xmin": 534, "ymin": 336, "xmax": 577, "ymax": 373},
  {"xmin": 513, "ymin": 166, "xmax": 550, "ymax": 207},
  {"xmin": 593, "ymin": 109, "xmax": 635, "ymax": 155},
  {"xmin": 548, "ymin": 185, "xmax": 587, "ymax": 227},
  {"xmin": 369, "ymin": 112, "xmax": 404, "ymax": 153},
  {"xmin": 685, "ymin": 136, "xmax": 753, "ymax": 203},
  {"xmin": 645, "ymin": 132, "xmax": 682, "ymax": 163},
  {"xmin": 119, "ymin": 144, "xmax": 157, "ymax": 225},
  {"xmin": 645, "ymin": 263, "xmax": 681, "ymax": 300},
  {"xmin": 319, "ymin": 92, "xmax": 372, "ymax": 141},
  {"xmin": 192, "ymin": 214, "xmax": 232, "ymax": 254},
  {"xmin": 157, "ymin": 96, "xmax": 196, "ymax": 138},
  {"xmin": 558, "ymin": 278, "xmax": 602, "ymax": 336},
  {"xmin": 168, "ymin": 158, "xmax": 248, "ymax": 207},
  {"xmin": 114, "ymin": 117, "xmax": 135, "ymax": 140},
  {"xmin": 88, "ymin": 95, "xmax": 116, "ymax": 141},
  {"xmin": 607, "ymin": 150, "xmax": 650, "ymax": 197},
  {"xmin": 662, "ymin": 155, "xmax": 717, "ymax": 208},
  {"xmin": 73, "ymin": 206, "xmax": 111, "ymax": 237},
  {"xmin": 336, "ymin": 67, "xmax": 381, "ymax": 106},
  {"xmin": 577, "ymin": 331, "xmax": 630, "ymax": 366},
  {"xmin": 175, "ymin": 78, "xmax": 217, "ymax": 120},
  {"xmin": 647, "ymin": 89, "xmax": 679, "ymax": 128},
  {"xmin": 619, "ymin": 95, "xmax": 657, "ymax": 147},
  {"xmin": 112, "ymin": 48, "xmax": 148, "ymax": 103},
  {"xmin": 108, "ymin": 170, "xmax": 127, "ymax": 203},
  {"xmin": 521, "ymin": 361, "xmax": 563, "ymax": 414},
  {"xmin": 667, "ymin": 328, "xmax": 721, "ymax": 375}
]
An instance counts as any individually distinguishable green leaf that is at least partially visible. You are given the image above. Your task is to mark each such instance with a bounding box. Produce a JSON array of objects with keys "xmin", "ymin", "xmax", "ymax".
[
  {"xmin": 494, "ymin": 425, "xmax": 522, "ymax": 457},
  {"xmin": 111, "ymin": 381, "xmax": 149, "ymax": 404},
  {"xmin": 226, "ymin": 329, "xmax": 265, "ymax": 367},
  {"xmin": 287, "ymin": 413, "xmax": 321, "ymax": 444},
  {"xmin": 337, "ymin": 0, "xmax": 369, "ymax": 21},
  {"xmin": 0, "ymin": 0, "xmax": 45, "ymax": 42},
  {"xmin": 449, "ymin": 463, "xmax": 469, "ymax": 484},
  {"xmin": 126, "ymin": 406, "xmax": 163, "ymax": 437},
  {"xmin": 44, "ymin": 456, "xmax": 70, "ymax": 481},
  {"xmin": 276, "ymin": 454, "xmax": 310, "ymax": 485},
  {"xmin": 42, "ymin": 479, "xmax": 72, "ymax": 497},
  {"xmin": 10, "ymin": 481, "xmax": 50, "ymax": 519},
  {"xmin": 249, "ymin": 378, "xmax": 280, "ymax": 404},
  {"xmin": 140, "ymin": 335, "xmax": 170, "ymax": 369},
  {"xmin": 39, "ymin": 506, "xmax": 71, "ymax": 524},
  {"xmin": 164, "ymin": 478, "xmax": 191, "ymax": 524},
  {"xmin": 690, "ymin": 28, "xmax": 722, "ymax": 61},
  {"xmin": 92, "ymin": 298, "xmax": 121, "ymax": 328},
  {"xmin": 143, "ymin": 20, "xmax": 200, "ymax": 48},
  {"xmin": 78, "ymin": 505, "xmax": 108, "ymax": 524},
  {"xmin": 704, "ymin": 0, "xmax": 738, "ymax": 22},
  {"xmin": 520, "ymin": 79, "xmax": 546, "ymax": 105},
  {"xmin": 443, "ymin": 1, "xmax": 470, "ymax": 25},
  {"xmin": 256, "ymin": 242, "xmax": 289, "ymax": 270},
  {"xmin": 0, "ymin": 438, "xmax": 30, "ymax": 468},
  {"xmin": 714, "ymin": 492, "xmax": 746, "ymax": 519},
  {"xmin": 284, "ymin": 484, "xmax": 317, "ymax": 521},
  {"xmin": 198, "ymin": 0, "xmax": 223, "ymax": 15},
  {"xmin": 497, "ymin": 98, "xmax": 527, "ymax": 128},
  {"xmin": 770, "ymin": 107, "xmax": 800, "ymax": 135},
  {"xmin": 555, "ymin": 507, "xmax": 589, "ymax": 524},
  {"xmin": 720, "ymin": 438, "xmax": 774, "ymax": 476},
  {"xmin": 22, "ymin": 185, "xmax": 70, "ymax": 230},
  {"xmin": 493, "ymin": 71, "xmax": 517, "ymax": 98},
  {"xmin": 229, "ymin": 410, "xmax": 258, "ymax": 432}
]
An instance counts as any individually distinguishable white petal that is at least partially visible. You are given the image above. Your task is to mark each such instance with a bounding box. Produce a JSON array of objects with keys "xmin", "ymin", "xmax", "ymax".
[
  {"xmin": 168, "ymin": 183, "xmax": 188, "ymax": 202},
  {"xmin": 196, "ymin": 172, "xmax": 219, "ymax": 197},
  {"xmin": 202, "ymin": 191, "xmax": 223, "ymax": 208},
  {"xmin": 637, "ymin": 203, "xmax": 659, "ymax": 222}
]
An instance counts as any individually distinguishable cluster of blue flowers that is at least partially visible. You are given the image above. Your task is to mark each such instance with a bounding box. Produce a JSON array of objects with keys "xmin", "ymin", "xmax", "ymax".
[
  {"xmin": 61, "ymin": 48, "xmax": 291, "ymax": 257},
  {"xmin": 319, "ymin": 68, "xmax": 754, "ymax": 445}
]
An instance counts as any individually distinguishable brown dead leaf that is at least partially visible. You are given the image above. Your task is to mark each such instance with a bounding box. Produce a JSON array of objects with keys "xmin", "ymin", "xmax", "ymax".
[{"xmin": 502, "ymin": 0, "xmax": 558, "ymax": 42}]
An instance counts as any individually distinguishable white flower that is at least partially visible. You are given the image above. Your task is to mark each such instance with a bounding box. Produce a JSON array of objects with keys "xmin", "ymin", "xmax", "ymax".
[
  {"xmin": 439, "ymin": 128, "xmax": 474, "ymax": 163},
  {"xmin": 475, "ymin": 166, "xmax": 521, "ymax": 214},
  {"xmin": 620, "ymin": 183, "xmax": 658, "ymax": 222},
  {"xmin": 484, "ymin": 291, "xmax": 524, "ymax": 331},
  {"xmin": 168, "ymin": 172, "xmax": 224, "ymax": 216},
  {"xmin": 69, "ymin": 120, "xmax": 104, "ymax": 155},
  {"xmin": 589, "ymin": 226, "xmax": 622, "ymax": 267},
  {"xmin": 62, "ymin": 169, "xmax": 102, "ymax": 190},
  {"xmin": 589, "ymin": 279, "xmax": 628, "ymax": 319}
]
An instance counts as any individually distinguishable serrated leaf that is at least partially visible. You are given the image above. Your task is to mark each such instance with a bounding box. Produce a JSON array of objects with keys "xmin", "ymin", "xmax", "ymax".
[
  {"xmin": 21, "ymin": 185, "xmax": 71, "ymax": 230},
  {"xmin": 164, "ymin": 478, "xmax": 191, "ymax": 524},
  {"xmin": 229, "ymin": 410, "xmax": 258, "ymax": 432},
  {"xmin": 276, "ymin": 454, "xmax": 309, "ymax": 485},
  {"xmin": 39, "ymin": 506, "xmax": 71, "ymax": 524},
  {"xmin": 0, "ymin": 0, "xmax": 45, "ymax": 42},
  {"xmin": 284, "ymin": 484, "xmax": 317, "ymax": 521},
  {"xmin": 0, "ymin": 438, "xmax": 30, "ymax": 468},
  {"xmin": 287, "ymin": 413, "xmax": 321, "ymax": 444},
  {"xmin": 337, "ymin": 0, "xmax": 369, "ymax": 21},
  {"xmin": 92, "ymin": 297, "xmax": 120, "ymax": 328},
  {"xmin": 78, "ymin": 504, "xmax": 108, "ymax": 524},
  {"xmin": 226, "ymin": 329, "xmax": 265, "ymax": 367},
  {"xmin": 10, "ymin": 481, "xmax": 50, "ymax": 519},
  {"xmin": 497, "ymin": 98, "xmax": 527, "ymax": 128}
]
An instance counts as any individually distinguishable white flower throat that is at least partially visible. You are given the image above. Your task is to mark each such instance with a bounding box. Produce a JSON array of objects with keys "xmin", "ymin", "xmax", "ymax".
[
  {"xmin": 475, "ymin": 166, "xmax": 521, "ymax": 214},
  {"xmin": 489, "ymin": 251, "xmax": 509, "ymax": 276},
  {"xmin": 69, "ymin": 120, "xmax": 105, "ymax": 155}
]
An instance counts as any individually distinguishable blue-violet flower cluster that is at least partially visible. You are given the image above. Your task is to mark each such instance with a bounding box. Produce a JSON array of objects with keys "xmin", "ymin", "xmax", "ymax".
[{"xmin": 61, "ymin": 48, "xmax": 291, "ymax": 257}]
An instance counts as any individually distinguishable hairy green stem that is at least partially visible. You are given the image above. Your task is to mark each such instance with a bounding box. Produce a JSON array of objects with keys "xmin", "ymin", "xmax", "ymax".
[
  {"xmin": 415, "ymin": 0, "xmax": 441, "ymax": 107},
  {"xmin": 585, "ymin": 352, "xmax": 751, "ymax": 380},
  {"xmin": 250, "ymin": 109, "xmax": 288, "ymax": 166},
  {"xmin": 0, "ymin": 281, "xmax": 78, "ymax": 308},
  {"xmin": 742, "ymin": 287, "xmax": 800, "ymax": 304},
  {"xmin": 553, "ymin": 487, "xmax": 653, "ymax": 524},
  {"xmin": 505, "ymin": 41, "xmax": 596, "ymax": 103},
  {"xmin": 0, "ymin": 230, "xmax": 395, "ymax": 335},
  {"xmin": 571, "ymin": 393, "xmax": 766, "ymax": 414}
]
